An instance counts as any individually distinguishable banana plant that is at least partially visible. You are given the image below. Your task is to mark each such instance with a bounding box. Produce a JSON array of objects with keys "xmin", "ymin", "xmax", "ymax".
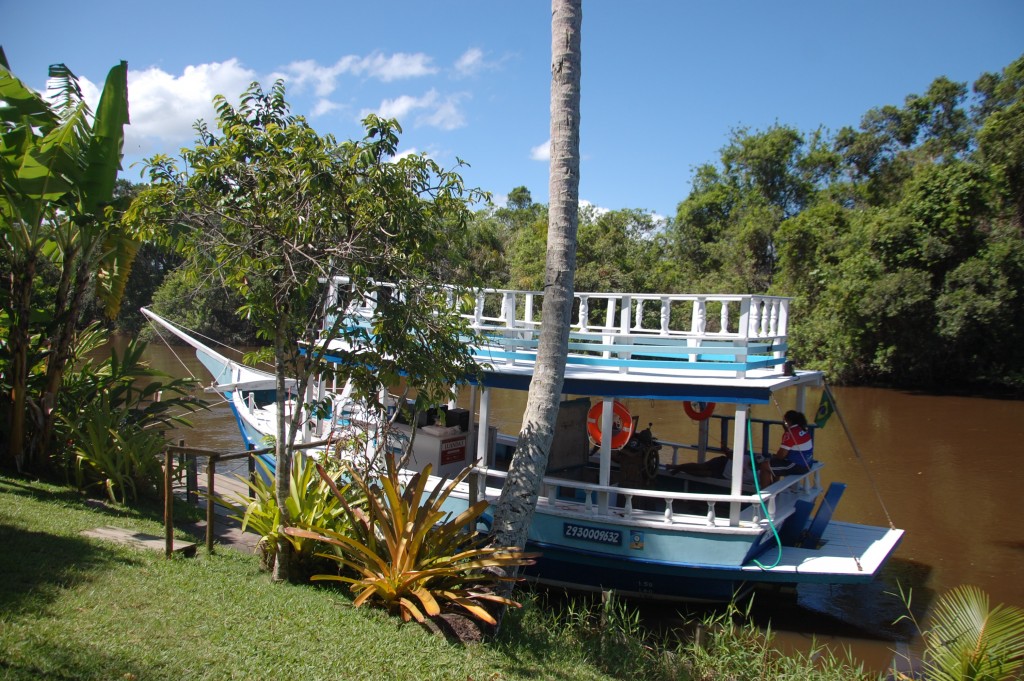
[{"xmin": 1, "ymin": 49, "xmax": 135, "ymax": 471}]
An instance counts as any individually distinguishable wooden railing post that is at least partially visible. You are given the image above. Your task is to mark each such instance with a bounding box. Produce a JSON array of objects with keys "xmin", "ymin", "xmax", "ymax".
[
  {"xmin": 183, "ymin": 438, "xmax": 197, "ymax": 505},
  {"xmin": 164, "ymin": 445, "xmax": 174, "ymax": 558},
  {"xmin": 247, "ymin": 444, "xmax": 256, "ymax": 499},
  {"xmin": 206, "ymin": 455, "xmax": 217, "ymax": 554}
]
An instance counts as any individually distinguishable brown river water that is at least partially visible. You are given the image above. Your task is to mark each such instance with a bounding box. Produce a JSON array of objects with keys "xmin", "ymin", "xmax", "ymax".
[{"xmin": 140, "ymin": 341, "xmax": 1024, "ymax": 671}]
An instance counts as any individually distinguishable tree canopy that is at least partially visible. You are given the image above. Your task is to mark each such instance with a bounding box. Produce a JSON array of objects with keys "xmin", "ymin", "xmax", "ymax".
[{"xmin": 127, "ymin": 80, "xmax": 485, "ymax": 578}]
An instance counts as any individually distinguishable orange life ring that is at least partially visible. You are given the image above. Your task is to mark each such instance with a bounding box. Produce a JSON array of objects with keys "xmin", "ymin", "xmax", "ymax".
[
  {"xmin": 683, "ymin": 400, "xmax": 716, "ymax": 421},
  {"xmin": 587, "ymin": 400, "xmax": 635, "ymax": 450}
]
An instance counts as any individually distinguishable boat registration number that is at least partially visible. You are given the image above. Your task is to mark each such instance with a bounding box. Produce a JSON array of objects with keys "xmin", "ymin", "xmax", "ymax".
[{"xmin": 563, "ymin": 522, "xmax": 622, "ymax": 546}]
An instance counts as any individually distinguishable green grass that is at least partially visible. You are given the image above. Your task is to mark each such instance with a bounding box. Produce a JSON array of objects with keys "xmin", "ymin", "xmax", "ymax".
[{"xmin": 0, "ymin": 473, "xmax": 880, "ymax": 680}]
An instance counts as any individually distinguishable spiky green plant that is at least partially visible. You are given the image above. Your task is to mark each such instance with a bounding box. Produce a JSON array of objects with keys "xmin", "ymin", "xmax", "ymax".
[
  {"xmin": 285, "ymin": 458, "xmax": 537, "ymax": 625},
  {"xmin": 897, "ymin": 585, "xmax": 1024, "ymax": 681},
  {"xmin": 218, "ymin": 454, "xmax": 355, "ymax": 577}
]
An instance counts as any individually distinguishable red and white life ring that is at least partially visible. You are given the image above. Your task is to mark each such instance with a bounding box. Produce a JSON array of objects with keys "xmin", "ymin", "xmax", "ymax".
[
  {"xmin": 587, "ymin": 400, "xmax": 635, "ymax": 450},
  {"xmin": 683, "ymin": 401, "xmax": 716, "ymax": 421}
]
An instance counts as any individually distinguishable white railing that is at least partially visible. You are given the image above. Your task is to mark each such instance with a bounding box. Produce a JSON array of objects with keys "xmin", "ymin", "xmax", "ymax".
[
  {"xmin": 470, "ymin": 465, "xmax": 818, "ymax": 530},
  {"xmin": 465, "ymin": 289, "xmax": 790, "ymax": 376},
  {"xmin": 466, "ymin": 289, "xmax": 789, "ymax": 339},
  {"xmin": 323, "ymin": 278, "xmax": 792, "ymax": 376}
]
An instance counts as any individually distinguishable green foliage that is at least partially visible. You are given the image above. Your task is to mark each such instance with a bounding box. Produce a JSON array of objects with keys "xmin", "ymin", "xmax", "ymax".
[
  {"xmin": 219, "ymin": 454, "xmax": 355, "ymax": 579},
  {"xmin": 60, "ymin": 395, "xmax": 166, "ymax": 503},
  {"xmin": 286, "ymin": 458, "xmax": 536, "ymax": 625},
  {"xmin": 664, "ymin": 55, "xmax": 1024, "ymax": 389},
  {"xmin": 575, "ymin": 208, "xmax": 674, "ymax": 293},
  {"xmin": 57, "ymin": 331, "xmax": 202, "ymax": 502},
  {"xmin": 146, "ymin": 267, "xmax": 257, "ymax": 345},
  {"xmin": 126, "ymin": 84, "xmax": 485, "ymax": 560},
  {"xmin": 1, "ymin": 55, "xmax": 139, "ymax": 472},
  {"xmin": 896, "ymin": 585, "xmax": 1024, "ymax": 681}
]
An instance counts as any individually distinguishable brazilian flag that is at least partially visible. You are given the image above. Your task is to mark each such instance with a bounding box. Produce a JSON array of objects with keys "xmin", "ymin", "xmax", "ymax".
[{"xmin": 814, "ymin": 387, "xmax": 835, "ymax": 428}]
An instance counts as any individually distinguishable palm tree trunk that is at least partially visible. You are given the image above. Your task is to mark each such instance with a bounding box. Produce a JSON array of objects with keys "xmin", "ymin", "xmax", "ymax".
[{"xmin": 492, "ymin": 0, "xmax": 582, "ymax": 554}]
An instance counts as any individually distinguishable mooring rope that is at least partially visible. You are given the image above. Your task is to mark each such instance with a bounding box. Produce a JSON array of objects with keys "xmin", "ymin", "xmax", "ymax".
[
  {"xmin": 146, "ymin": 320, "xmax": 199, "ymax": 380},
  {"xmin": 820, "ymin": 382, "xmax": 897, "ymax": 531},
  {"xmin": 747, "ymin": 417, "xmax": 783, "ymax": 569}
]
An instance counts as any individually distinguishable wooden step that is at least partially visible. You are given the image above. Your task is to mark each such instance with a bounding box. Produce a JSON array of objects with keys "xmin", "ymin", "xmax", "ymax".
[{"xmin": 81, "ymin": 526, "xmax": 197, "ymax": 557}]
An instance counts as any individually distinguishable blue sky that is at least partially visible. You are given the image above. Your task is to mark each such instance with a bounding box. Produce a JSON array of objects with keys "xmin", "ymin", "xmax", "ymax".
[{"xmin": 4, "ymin": 1, "xmax": 1022, "ymax": 218}]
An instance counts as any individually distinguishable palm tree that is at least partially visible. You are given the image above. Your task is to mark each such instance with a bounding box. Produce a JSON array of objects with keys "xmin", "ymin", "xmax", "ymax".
[
  {"xmin": 904, "ymin": 585, "xmax": 1024, "ymax": 681},
  {"xmin": 491, "ymin": 0, "xmax": 583, "ymax": 553}
]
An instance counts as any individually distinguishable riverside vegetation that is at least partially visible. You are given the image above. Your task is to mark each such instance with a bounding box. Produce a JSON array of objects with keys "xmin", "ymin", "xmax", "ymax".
[{"xmin": 1, "ymin": 473, "xmax": 883, "ymax": 681}]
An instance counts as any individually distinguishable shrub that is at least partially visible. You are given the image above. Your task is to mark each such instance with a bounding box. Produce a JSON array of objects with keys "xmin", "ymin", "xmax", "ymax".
[
  {"xmin": 286, "ymin": 458, "xmax": 537, "ymax": 625},
  {"xmin": 57, "ymin": 330, "xmax": 202, "ymax": 502},
  {"xmin": 218, "ymin": 453, "xmax": 357, "ymax": 579}
]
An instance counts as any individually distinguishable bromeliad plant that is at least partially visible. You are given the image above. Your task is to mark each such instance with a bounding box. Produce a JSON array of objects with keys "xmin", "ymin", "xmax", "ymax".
[
  {"xmin": 285, "ymin": 458, "xmax": 537, "ymax": 625},
  {"xmin": 219, "ymin": 453, "xmax": 356, "ymax": 578}
]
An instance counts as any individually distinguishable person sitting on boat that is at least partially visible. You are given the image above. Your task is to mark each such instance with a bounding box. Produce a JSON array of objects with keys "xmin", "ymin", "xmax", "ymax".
[
  {"xmin": 761, "ymin": 410, "xmax": 815, "ymax": 481},
  {"xmin": 669, "ymin": 447, "xmax": 772, "ymax": 487}
]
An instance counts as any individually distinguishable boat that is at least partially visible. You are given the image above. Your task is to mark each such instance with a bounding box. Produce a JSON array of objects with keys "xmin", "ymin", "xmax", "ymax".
[{"xmin": 142, "ymin": 282, "xmax": 903, "ymax": 603}]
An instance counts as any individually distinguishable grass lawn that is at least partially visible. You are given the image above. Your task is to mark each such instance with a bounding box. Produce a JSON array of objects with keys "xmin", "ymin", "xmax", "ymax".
[
  {"xmin": 0, "ymin": 474, "xmax": 626, "ymax": 680},
  {"xmin": 0, "ymin": 473, "xmax": 878, "ymax": 680}
]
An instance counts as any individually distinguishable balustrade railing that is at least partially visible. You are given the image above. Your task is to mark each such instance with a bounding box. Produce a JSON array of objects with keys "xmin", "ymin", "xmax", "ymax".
[
  {"xmin": 468, "ymin": 464, "xmax": 818, "ymax": 529},
  {"xmin": 323, "ymin": 278, "xmax": 793, "ymax": 378}
]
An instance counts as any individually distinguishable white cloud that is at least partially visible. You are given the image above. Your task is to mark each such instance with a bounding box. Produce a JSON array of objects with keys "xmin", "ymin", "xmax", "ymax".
[
  {"xmin": 389, "ymin": 147, "xmax": 420, "ymax": 163},
  {"xmin": 419, "ymin": 94, "xmax": 466, "ymax": 130},
  {"xmin": 361, "ymin": 89, "xmax": 466, "ymax": 130},
  {"xmin": 124, "ymin": 59, "xmax": 256, "ymax": 155},
  {"xmin": 78, "ymin": 77, "xmax": 102, "ymax": 111},
  {"xmin": 310, "ymin": 98, "xmax": 342, "ymax": 118},
  {"xmin": 454, "ymin": 48, "xmax": 484, "ymax": 77},
  {"xmin": 578, "ymin": 199, "xmax": 610, "ymax": 218},
  {"xmin": 274, "ymin": 52, "xmax": 436, "ymax": 97},
  {"xmin": 530, "ymin": 138, "xmax": 551, "ymax": 161},
  {"xmin": 370, "ymin": 91, "xmax": 436, "ymax": 120},
  {"xmin": 361, "ymin": 52, "xmax": 437, "ymax": 82},
  {"xmin": 271, "ymin": 58, "xmax": 355, "ymax": 97}
]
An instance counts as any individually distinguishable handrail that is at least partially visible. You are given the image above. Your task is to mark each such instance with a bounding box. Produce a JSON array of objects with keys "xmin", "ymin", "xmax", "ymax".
[
  {"xmin": 161, "ymin": 437, "xmax": 335, "ymax": 557},
  {"xmin": 470, "ymin": 465, "xmax": 777, "ymax": 529},
  {"xmin": 321, "ymin": 278, "xmax": 792, "ymax": 377}
]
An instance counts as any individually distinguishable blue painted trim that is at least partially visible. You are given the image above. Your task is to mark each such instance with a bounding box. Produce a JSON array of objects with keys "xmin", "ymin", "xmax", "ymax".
[
  {"xmin": 476, "ymin": 372, "xmax": 776, "ymax": 403},
  {"xmin": 804, "ymin": 483, "xmax": 846, "ymax": 548}
]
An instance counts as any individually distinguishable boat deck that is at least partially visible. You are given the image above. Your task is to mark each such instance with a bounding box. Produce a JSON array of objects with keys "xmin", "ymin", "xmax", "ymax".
[{"xmin": 741, "ymin": 522, "xmax": 904, "ymax": 583}]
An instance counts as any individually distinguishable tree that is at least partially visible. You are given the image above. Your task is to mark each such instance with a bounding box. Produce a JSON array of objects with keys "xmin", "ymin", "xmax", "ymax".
[
  {"xmin": 491, "ymin": 0, "xmax": 582, "ymax": 555},
  {"xmin": 575, "ymin": 208, "xmax": 672, "ymax": 293},
  {"xmin": 974, "ymin": 54, "xmax": 1024, "ymax": 228},
  {"xmin": 127, "ymin": 81, "xmax": 483, "ymax": 580},
  {"xmin": 669, "ymin": 125, "xmax": 834, "ymax": 293},
  {"xmin": 1, "ymin": 52, "xmax": 134, "ymax": 472}
]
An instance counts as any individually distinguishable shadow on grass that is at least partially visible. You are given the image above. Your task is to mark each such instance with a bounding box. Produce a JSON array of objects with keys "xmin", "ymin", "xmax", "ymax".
[
  {"xmin": 0, "ymin": 636, "xmax": 161, "ymax": 681},
  {"xmin": 0, "ymin": 474, "xmax": 205, "ymax": 525},
  {"xmin": 0, "ymin": 523, "xmax": 138, "ymax": 616}
]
